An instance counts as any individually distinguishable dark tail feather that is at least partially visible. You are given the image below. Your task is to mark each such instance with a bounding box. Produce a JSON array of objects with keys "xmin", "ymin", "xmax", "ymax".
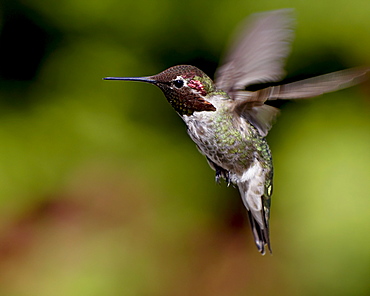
[{"xmin": 247, "ymin": 210, "xmax": 272, "ymax": 255}]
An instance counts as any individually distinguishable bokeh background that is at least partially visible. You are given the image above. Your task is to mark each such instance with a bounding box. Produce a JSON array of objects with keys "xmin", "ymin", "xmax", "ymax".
[{"xmin": 0, "ymin": 0, "xmax": 369, "ymax": 295}]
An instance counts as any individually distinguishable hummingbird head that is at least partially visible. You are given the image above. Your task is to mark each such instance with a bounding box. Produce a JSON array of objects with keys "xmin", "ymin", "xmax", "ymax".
[{"xmin": 104, "ymin": 65, "xmax": 217, "ymax": 116}]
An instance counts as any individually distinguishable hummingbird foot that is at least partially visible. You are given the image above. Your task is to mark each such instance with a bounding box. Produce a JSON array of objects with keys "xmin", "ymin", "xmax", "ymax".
[
  {"xmin": 206, "ymin": 156, "xmax": 231, "ymax": 185},
  {"xmin": 215, "ymin": 169, "xmax": 231, "ymax": 186},
  {"xmin": 211, "ymin": 160, "xmax": 231, "ymax": 186}
]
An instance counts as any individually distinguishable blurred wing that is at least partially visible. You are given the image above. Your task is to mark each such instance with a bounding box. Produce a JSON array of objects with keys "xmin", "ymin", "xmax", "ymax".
[
  {"xmin": 233, "ymin": 67, "xmax": 369, "ymax": 136},
  {"xmin": 215, "ymin": 9, "xmax": 295, "ymax": 97},
  {"xmin": 265, "ymin": 67, "xmax": 370, "ymax": 100},
  {"xmin": 234, "ymin": 103, "xmax": 280, "ymax": 137}
]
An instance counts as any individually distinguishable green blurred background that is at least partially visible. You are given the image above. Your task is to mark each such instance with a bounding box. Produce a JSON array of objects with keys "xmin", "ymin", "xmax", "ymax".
[{"xmin": 0, "ymin": 0, "xmax": 369, "ymax": 295}]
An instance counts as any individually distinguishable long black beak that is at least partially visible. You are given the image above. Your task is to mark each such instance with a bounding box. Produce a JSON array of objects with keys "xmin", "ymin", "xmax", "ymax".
[{"xmin": 103, "ymin": 76, "xmax": 156, "ymax": 84}]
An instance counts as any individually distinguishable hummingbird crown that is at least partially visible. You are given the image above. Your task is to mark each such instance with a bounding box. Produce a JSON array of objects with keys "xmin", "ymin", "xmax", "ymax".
[{"xmin": 151, "ymin": 65, "xmax": 217, "ymax": 116}]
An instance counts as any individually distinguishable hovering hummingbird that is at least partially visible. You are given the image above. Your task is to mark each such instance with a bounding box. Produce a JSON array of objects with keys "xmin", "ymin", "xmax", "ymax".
[{"xmin": 104, "ymin": 9, "xmax": 369, "ymax": 254}]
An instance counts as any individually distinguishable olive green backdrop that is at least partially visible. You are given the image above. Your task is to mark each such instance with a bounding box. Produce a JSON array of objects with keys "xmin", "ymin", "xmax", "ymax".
[{"xmin": 0, "ymin": 0, "xmax": 369, "ymax": 295}]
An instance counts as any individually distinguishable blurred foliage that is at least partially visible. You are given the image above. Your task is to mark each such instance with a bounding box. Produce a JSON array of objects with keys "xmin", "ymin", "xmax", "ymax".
[{"xmin": 0, "ymin": 0, "xmax": 369, "ymax": 295}]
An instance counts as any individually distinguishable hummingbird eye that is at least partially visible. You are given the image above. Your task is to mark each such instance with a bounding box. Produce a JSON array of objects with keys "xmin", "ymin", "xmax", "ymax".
[{"xmin": 173, "ymin": 79, "xmax": 184, "ymax": 88}]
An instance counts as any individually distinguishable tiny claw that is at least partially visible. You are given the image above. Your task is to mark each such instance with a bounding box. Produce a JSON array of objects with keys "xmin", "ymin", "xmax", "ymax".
[
  {"xmin": 215, "ymin": 170, "xmax": 223, "ymax": 184},
  {"xmin": 215, "ymin": 168, "xmax": 231, "ymax": 186},
  {"xmin": 225, "ymin": 171, "xmax": 231, "ymax": 187}
]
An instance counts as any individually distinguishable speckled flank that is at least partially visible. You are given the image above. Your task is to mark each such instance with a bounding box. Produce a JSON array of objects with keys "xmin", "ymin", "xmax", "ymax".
[{"xmin": 185, "ymin": 107, "xmax": 272, "ymax": 177}]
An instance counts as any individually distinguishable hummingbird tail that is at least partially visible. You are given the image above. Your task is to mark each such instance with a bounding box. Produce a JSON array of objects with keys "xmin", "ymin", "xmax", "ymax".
[
  {"xmin": 237, "ymin": 160, "xmax": 272, "ymax": 255},
  {"xmin": 246, "ymin": 210, "xmax": 271, "ymax": 255}
]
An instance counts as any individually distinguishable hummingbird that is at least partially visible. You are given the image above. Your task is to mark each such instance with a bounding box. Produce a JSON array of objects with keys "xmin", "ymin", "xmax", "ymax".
[{"xmin": 104, "ymin": 9, "xmax": 369, "ymax": 254}]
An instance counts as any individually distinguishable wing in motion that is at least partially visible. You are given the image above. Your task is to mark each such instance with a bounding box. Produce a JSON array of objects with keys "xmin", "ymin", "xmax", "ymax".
[
  {"xmin": 215, "ymin": 9, "xmax": 295, "ymax": 95},
  {"xmin": 215, "ymin": 9, "xmax": 369, "ymax": 137}
]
